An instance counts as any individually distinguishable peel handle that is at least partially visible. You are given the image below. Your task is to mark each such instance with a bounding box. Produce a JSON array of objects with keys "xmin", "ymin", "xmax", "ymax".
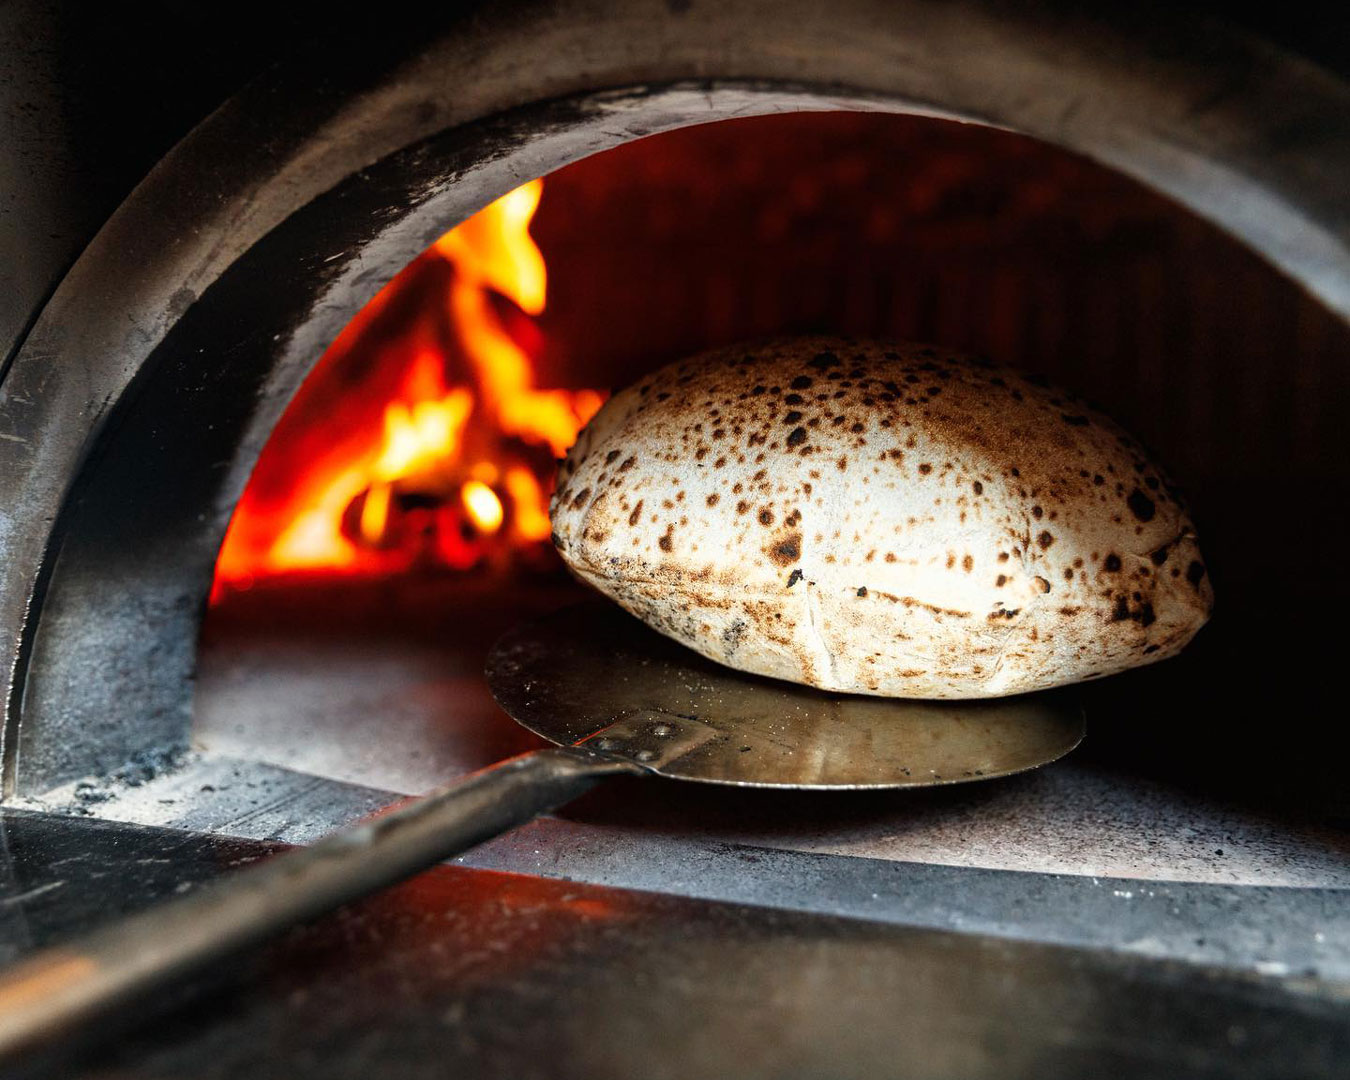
[{"xmin": 0, "ymin": 746, "xmax": 635, "ymax": 1062}]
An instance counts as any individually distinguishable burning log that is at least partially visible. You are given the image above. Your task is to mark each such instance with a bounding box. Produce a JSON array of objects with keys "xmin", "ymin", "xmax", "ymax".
[{"xmin": 213, "ymin": 179, "xmax": 603, "ymax": 592}]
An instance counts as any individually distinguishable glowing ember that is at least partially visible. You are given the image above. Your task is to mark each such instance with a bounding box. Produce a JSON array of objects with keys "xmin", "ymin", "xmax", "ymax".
[
  {"xmin": 213, "ymin": 179, "xmax": 602, "ymax": 593},
  {"xmin": 461, "ymin": 480, "xmax": 505, "ymax": 534}
]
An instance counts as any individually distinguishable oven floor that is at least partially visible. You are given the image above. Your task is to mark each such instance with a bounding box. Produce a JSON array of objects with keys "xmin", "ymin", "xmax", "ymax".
[
  {"xmin": 2, "ymin": 808, "xmax": 1347, "ymax": 1080},
  {"xmin": 190, "ymin": 583, "xmax": 1349, "ymax": 889}
]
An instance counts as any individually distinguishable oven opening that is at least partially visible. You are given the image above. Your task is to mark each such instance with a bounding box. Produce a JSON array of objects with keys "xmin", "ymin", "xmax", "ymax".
[{"xmin": 195, "ymin": 111, "xmax": 1348, "ymax": 885}]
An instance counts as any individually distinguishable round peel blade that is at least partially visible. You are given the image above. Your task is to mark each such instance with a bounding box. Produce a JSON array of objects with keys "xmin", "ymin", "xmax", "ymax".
[{"xmin": 486, "ymin": 603, "xmax": 1085, "ymax": 789}]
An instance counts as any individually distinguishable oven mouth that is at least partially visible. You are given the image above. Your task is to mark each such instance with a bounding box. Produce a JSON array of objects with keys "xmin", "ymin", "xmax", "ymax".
[
  {"xmin": 3, "ymin": 25, "xmax": 1349, "ymax": 835},
  {"xmin": 115, "ymin": 106, "xmax": 1350, "ymax": 891}
]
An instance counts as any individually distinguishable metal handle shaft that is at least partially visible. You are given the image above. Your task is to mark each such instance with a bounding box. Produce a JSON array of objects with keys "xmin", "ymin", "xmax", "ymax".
[{"xmin": 0, "ymin": 745, "xmax": 635, "ymax": 1061}]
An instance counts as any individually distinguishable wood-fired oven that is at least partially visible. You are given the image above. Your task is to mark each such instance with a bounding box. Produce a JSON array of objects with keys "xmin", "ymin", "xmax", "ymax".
[{"xmin": 2, "ymin": 3, "xmax": 1348, "ymax": 1076}]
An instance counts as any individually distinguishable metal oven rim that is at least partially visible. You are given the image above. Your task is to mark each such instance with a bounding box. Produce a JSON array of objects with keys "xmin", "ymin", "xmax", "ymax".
[{"xmin": 2, "ymin": 0, "xmax": 1349, "ymax": 798}]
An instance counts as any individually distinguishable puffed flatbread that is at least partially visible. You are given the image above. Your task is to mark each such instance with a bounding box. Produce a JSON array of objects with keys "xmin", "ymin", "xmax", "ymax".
[{"xmin": 551, "ymin": 338, "xmax": 1212, "ymax": 698}]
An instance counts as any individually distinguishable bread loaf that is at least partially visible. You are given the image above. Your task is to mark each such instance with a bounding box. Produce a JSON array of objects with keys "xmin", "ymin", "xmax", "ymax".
[{"xmin": 551, "ymin": 338, "xmax": 1212, "ymax": 698}]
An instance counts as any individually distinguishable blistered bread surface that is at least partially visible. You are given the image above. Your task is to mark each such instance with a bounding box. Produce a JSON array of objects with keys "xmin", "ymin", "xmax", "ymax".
[{"xmin": 551, "ymin": 338, "xmax": 1212, "ymax": 698}]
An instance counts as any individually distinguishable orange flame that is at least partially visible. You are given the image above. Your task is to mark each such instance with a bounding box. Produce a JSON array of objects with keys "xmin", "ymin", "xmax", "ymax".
[{"xmin": 213, "ymin": 179, "xmax": 602, "ymax": 593}]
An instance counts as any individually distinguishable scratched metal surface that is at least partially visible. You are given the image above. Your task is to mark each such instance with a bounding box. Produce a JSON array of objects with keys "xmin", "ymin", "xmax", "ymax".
[
  {"xmin": 18, "ymin": 752, "xmax": 1347, "ymax": 981},
  {"xmin": 2, "ymin": 809, "xmax": 1348, "ymax": 1080}
]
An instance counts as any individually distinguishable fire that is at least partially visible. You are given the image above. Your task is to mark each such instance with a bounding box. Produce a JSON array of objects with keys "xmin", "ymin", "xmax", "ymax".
[{"xmin": 213, "ymin": 179, "xmax": 602, "ymax": 593}]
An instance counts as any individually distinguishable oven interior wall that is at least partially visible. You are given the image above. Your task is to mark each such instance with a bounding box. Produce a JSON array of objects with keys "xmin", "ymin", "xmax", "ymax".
[
  {"xmin": 203, "ymin": 112, "xmax": 1350, "ymax": 826},
  {"xmin": 533, "ymin": 113, "xmax": 1350, "ymax": 815}
]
